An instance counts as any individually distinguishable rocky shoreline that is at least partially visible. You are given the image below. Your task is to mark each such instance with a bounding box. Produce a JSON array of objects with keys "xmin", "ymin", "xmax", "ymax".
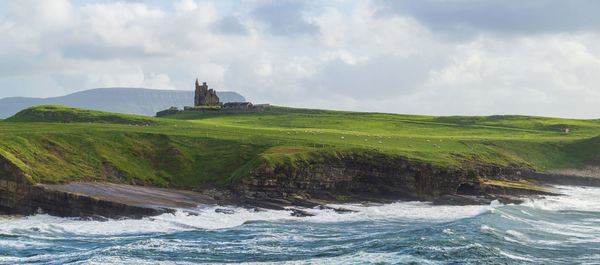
[
  {"xmin": 2, "ymin": 152, "xmax": 600, "ymax": 219},
  {"xmin": 235, "ymin": 152, "xmax": 574, "ymax": 209}
]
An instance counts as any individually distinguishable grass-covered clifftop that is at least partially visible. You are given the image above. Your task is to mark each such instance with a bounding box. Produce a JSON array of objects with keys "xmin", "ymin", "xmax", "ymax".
[
  {"xmin": 1, "ymin": 105, "xmax": 600, "ymax": 188},
  {"xmin": 164, "ymin": 106, "xmax": 600, "ymax": 169},
  {"xmin": 6, "ymin": 105, "xmax": 156, "ymax": 125}
]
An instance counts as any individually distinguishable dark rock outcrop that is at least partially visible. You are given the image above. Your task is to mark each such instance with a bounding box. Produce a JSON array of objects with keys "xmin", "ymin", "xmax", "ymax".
[
  {"xmin": 28, "ymin": 185, "xmax": 169, "ymax": 219},
  {"xmin": 0, "ymin": 155, "xmax": 32, "ymax": 215},
  {"xmin": 1, "ymin": 156, "xmax": 171, "ymax": 218},
  {"xmin": 235, "ymin": 153, "xmax": 477, "ymax": 207},
  {"xmin": 233, "ymin": 152, "xmax": 574, "ymax": 208}
]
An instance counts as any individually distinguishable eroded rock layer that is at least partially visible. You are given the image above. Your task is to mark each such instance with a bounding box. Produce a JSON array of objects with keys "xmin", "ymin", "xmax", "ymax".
[{"xmin": 235, "ymin": 152, "xmax": 582, "ymax": 208}]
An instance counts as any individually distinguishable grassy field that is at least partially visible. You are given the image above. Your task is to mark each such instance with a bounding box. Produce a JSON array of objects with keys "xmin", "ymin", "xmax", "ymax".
[{"xmin": 1, "ymin": 105, "xmax": 600, "ymax": 188}]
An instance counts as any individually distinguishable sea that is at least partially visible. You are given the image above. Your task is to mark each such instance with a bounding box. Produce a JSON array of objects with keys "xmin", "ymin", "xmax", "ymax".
[{"xmin": 0, "ymin": 185, "xmax": 599, "ymax": 264}]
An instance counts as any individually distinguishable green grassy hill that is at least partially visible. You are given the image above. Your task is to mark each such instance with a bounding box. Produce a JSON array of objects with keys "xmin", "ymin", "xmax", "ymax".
[
  {"xmin": 1, "ymin": 105, "xmax": 599, "ymax": 188},
  {"xmin": 6, "ymin": 105, "xmax": 156, "ymax": 125}
]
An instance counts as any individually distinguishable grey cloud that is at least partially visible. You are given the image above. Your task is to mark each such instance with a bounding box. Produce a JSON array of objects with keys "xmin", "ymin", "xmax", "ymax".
[
  {"xmin": 376, "ymin": 0, "xmax": 600, "ymax": 36},
  {"xmin": 252, "ymin": 0, "xmax": 318, "ymax": 35},
  {"xmin": 211, "ymin": 16, "xmax": 248, "ymax": 35},
  {"xmin": 0, "ymin": 53, "xmax": 42, "ymax": 77}
]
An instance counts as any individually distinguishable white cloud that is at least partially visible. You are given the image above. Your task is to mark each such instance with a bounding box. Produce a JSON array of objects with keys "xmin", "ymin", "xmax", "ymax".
[
  {"xmin": 414, "ymin": 34, "xmax": 600, "ymax": 117},
  {"xmin": 82, "ymin": 62, "xmax": 145, "ymax": 89},
  {"xmin": 174, "ymin": 0, "xmax": 198, "ymax": 13},
  {"xmin": 143, "ymin": 73, "xmax": 175, "ymax": 90},
  {"xmin": 321, "ymin": 50, "xmax": 368, "ymax": 65}
]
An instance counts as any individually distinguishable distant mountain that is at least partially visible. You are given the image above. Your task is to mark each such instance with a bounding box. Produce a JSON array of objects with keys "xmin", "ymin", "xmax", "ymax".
[{"xmin": 0, "ymin": 88, "xmax": 246, "ymax": 118}]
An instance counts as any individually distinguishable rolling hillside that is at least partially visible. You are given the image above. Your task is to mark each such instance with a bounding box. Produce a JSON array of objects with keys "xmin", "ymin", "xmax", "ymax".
[{"xmin": 2, "ymin": 105, "xmax": 600, "ymax": 187}]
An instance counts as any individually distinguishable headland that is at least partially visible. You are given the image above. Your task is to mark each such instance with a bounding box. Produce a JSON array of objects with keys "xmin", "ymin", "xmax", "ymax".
[{"xmin": 2, "ymin": 80, "xmax": 600, "ymax": 218}]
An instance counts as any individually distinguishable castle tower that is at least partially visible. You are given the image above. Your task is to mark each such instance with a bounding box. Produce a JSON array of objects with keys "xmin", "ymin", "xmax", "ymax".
[
  {"xmin": 194, "ymin": 79, "xmax": 220, "ymax": 106},
  {"xmin": 194, "ymin": 79, "xmax": 201, "ymax": 106}
]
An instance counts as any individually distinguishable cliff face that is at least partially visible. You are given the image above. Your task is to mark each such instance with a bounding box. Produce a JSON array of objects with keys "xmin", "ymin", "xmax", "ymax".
[
  {"xmin": 235, "ymin": 152, "xmax": 579, "ymax": 208},
  {"xmin": 0, "ymin": 155, "xmax": 166, "ymax": 218},
  {"xmin": 2, "ymin": 150, "xmax": 597, "ymax": 218},
  {"xmin": 236, "ymin": 153, "xmax": 483, "ymax": 207},
  {"xmin": 0, "ymin": 155, "xmax": 31, "ymax": 214}
]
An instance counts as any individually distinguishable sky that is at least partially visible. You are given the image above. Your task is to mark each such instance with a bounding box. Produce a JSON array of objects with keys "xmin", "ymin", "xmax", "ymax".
[{"xmin": 1, "ymin": 0, "xmax": 600, "ymax": 118}]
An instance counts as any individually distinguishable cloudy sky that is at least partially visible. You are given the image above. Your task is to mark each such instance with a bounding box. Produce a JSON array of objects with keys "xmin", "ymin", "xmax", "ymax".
[{"xmin": 1, "ymin": 0, "xmax": 600, "ymax": 118}]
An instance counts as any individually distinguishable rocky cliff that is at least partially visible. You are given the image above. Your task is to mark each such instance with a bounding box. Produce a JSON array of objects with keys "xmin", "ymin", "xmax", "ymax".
[
  {"xmin": 0, "ymin": 155, "xmax": 166, "ymax": 218},
  {"xmin": 234, "ymin": 152, "xmax": 576, "ymax": 208},
  {"xmin": 2, "ymin": 150, "xmax": 597, "ymax": 218}
]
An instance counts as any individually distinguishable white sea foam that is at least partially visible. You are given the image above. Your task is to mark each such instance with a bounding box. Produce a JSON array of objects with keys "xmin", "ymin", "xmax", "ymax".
[
  {"xmin": 0, "ymin": 201, "xmax": 494, "ymax": 237},
  {"xmin": 301, "ymin": 201, "xmax": 494, "ymax": 224},
  {"xmin": 498, "ymin": 250, "xmax": 535, "ymax": 262},
  {"xmin": 506, "ymin": 229, "xmax": 525, "ymax": 238},
  {"xmin": 480, "ymin": 224, "xmax": 494, "ymax": 231},
  {"xmin": 86, "ymin": 252, "xmax": 442, "ymax": 265},
  {"xmin": 239, "ymin": 251, "xmax": 443, "ymax": 265},
  {"xmin": 489, "ymin": 185, "xmax": 600, "ymax": 248},
  {"xmin": 521, "ymin": 185, "xmax": 600, "ymax": 212},
  {"xmin": 0, "ymin": 185, "xmax": 597, "ymax": 239}
]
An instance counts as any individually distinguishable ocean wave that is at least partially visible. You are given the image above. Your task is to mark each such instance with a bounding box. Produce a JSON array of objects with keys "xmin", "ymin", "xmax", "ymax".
[
  {"xmin": 0, "ymin": 201, "xmax": 495, "ymax": 236},
  {"xmin": 521, "ymin": 185, "xmax": 600, "ymax": 212},
  {"xmin": 1, "ymin": 185, "xmax": 599, "ymax": 264}
]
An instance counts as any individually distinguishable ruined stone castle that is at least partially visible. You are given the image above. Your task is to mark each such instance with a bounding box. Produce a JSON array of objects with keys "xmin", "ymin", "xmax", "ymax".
[
  {"xmin": 156, "ymin": 79, "xmax": 270, "ymax": 117},
  {"xmin": 194, "ymin": 79, "xmax": 221, "ymax": 106}
]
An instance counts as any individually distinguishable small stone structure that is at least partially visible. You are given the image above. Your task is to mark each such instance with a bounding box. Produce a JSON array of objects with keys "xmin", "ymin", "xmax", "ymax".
[
  {"xmin": 156, "ymin": 107, "xmax": 180, "ymax": 117},
  {"xmin": 223, "ymin": 102, "xmax": 253, "ymax": 110},
  {"xmin": 155, "ymin": 79, "xmax": 270, "ymax": 117},
  {"xmin": 223, "ymin": 102, "xmax": 270, "ymax": 111},
  {"xmin": 195, "ymin": 79, "xmax": 221, "ymax": 106}
]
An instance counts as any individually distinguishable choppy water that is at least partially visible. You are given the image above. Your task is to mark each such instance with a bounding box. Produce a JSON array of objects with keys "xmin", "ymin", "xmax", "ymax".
[{"xmin": 1, "ymin": 185, "xmax": 599, "ymax": 264}]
